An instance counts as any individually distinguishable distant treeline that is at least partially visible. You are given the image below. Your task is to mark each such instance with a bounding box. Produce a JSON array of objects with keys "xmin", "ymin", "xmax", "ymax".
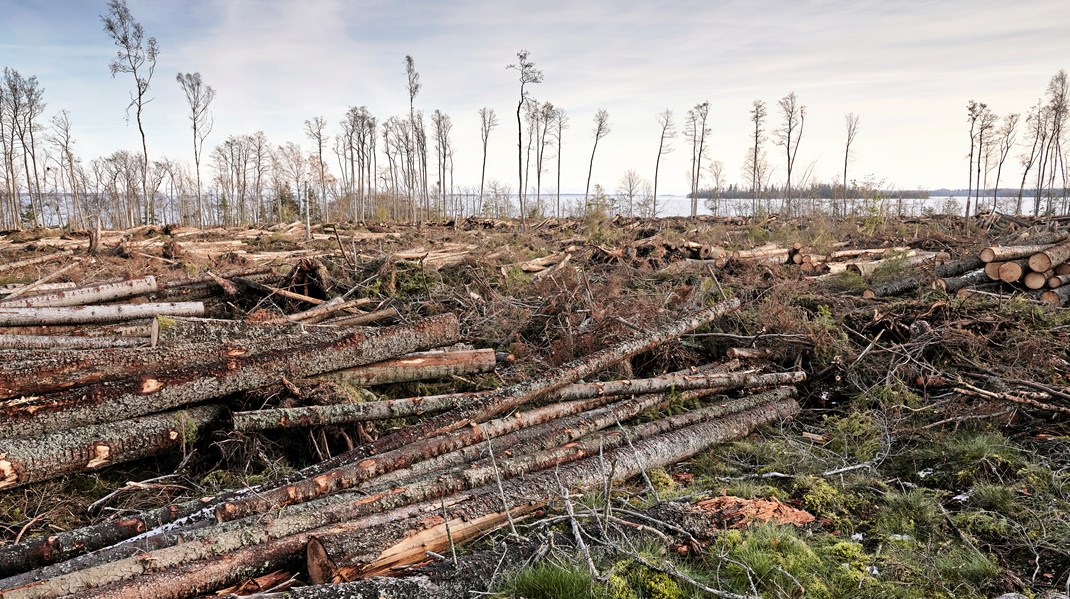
[{"xmin": 692, "ymin": 183, "xmax": 930, "ymax": 200}]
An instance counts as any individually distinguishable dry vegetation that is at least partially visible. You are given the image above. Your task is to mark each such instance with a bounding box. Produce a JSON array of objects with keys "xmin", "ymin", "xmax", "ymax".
[{"xmin": 2, "ymin": 213, "xmax": 1070, "ymax": 598}]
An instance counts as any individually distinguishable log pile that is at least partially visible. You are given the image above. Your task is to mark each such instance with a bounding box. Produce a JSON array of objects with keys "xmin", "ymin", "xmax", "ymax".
[{"xmin": 0, "ymin": 249, "xmax": 805, "ymax": 597}]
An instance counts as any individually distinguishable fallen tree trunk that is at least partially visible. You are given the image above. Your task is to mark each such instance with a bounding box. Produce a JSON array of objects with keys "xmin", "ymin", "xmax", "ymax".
[
  {"xmin": 261, "ymin": 297, "xmax": 373, "ymax": 325},
  {"xmin": 0, "ymin": 251, "xmax": 72, "ymax": 273},
  {"xmin": 320, "ymin": 307, "xmax": 399, "ymax": 327},
  {"xmin": 0, "ymin": 313, "xmax": 461, "ymax": 438},
  {"xmin": 979, "ymin": 243, "xmax": 1056, "ymax": 263},
  {"xmin": 1040, "ymin": 285, "xmax": 1070, "ymax": 307},
  {"xmin": 0, "ymin": 405, "xmax": 223, "ymax": 490},
  {"xmin": 933, "ymin": 269, "xmax": 989, "ymax": 293},
  {"xmin": 0, "ymin": 276, "xmax": 158, "ymax": 308},
  {"xmin": 0, "ymin": 334, "xmax": 149, "ymax": 350},
  {"xmin": 1029, "ymin": 238, "xmax": 1070, "ymax": 273},
  {"xmin": 0, "ymin": 302, "xmax": 205, "ymax": 327},
  {"xmin": 233, "ymin": 370, "xmax": 804, "ymax": 432},
  {"xmin": 935, "ymin": 256, "xmax": 985, "ymax": 279},
  {"xmin": 18, "ymin": 397, "xmax": 798, "ymax": 598},
  {"xmin": 317, "ymin": 348, "xmax": 497, "ymax": 387},
  {"xmin": 0, "ymin": 282, "xmax": 76, "ymax": 296},
  {"xmin": 862, "ymin": 276, "xmax": 919, "ymax": 299}
]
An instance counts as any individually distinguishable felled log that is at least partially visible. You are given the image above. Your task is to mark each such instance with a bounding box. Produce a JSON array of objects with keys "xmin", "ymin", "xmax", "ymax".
[
  {"xmin": 0, "ymin": 251, "xmax": 72, "ymax": 273},
  {"xmin": 825, "ymin": 246, "xmax": 910, "ymax": 261},
  {"xmin": 1058, "ymin": 263, "xmax": 1070, "ymax": 276},
  {"xmin": 234, "ymin": 370, "xmax": 804, "ymax": 432},
  {"xmin": 1029, "ymin": 238, "xmax": 1070, "ymax": 272},
  {"xmin": 0, "ymin": 276, "xmax": 158, "ymax": 308},
  {"xmin": 22, "ymin": 395, "xmax": 798, "ymax": 598},
  {"xmin": 983, "ymin": 261, "xmax": 1004, "ymax": 281},
  {"xmin": 0, "ymin": 282, "xmax": 77, "ymax": 296},
  {"xmin": 0, "ymin": 302, "xmax": 204, "ymax": 327},
  {"xmin": 846, "ymin": 251, "xmax": 948, "ymax": 278},
  {"xmin": 862, "ymin": 276, "xmax": 920, "ymax": 299},
  {"xmin": 997, "ymin": 259, "xmax": 1031, "ymax": 284},
  {"xmin": 0, "ymin": 334, "xmax": 149, "ymax": 350},
  {"xmin": 305, "ymin": 397, "xmax": 801, "ymax": 585},
  {"xmin": 261, "ymin": 297, "xmax": 373, "ymax": 325},
  {"xmin": 0, "ymin": 405, "xmax": 223, "ymax": 490},
  {"xmin": 1047, "ymin": 274, "xmax": 1070, "ymax": 289},
  {"xmin": 1024, "ymin": 270, "xmax": 1053, "ymax": 290},
  {"xmin": 211, "ymin": 300, "xmax": 742, "ymax": 522},
  {"xmin": 935, "ymin": 256, "xmax": 985, "ymax": 279},
  {"xmin": 318, "ymin": 348, "xmax": 497, "ymax": 388},
  {"xmin": 321, "ymin": 307, "xmax": 399, "ymax": 327},
  {"xmin": 1040, "ymin": 285, "xmax": 1070, "ymax": 307},
  {"xmin": 0, "ymin": 261, "xmax": 81, "ymax": 301},
  {"xmin": 979, "ymin": 243, "xmax": 1057, "ymax": 263},
  {"xmin": 932, "ymin": 269, "xmax": 988, "ymax": 293},
  {"xmin": 0, "ymin": 313, "xmax": 460, "ymax": 438}
]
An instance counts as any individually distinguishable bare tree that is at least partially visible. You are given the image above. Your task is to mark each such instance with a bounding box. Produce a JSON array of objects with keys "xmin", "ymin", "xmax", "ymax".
[
  {"xmin": 477, "ymin": 107, "xmax": 498, "ymax": 215},
  {"xmin": 684, "ymin": 102, "xmax": 710, "ymax": 218},
  {"xmin": 774, "ymin": 92, "xmax": 805, "ymax": 215},
  {"xmin": 2, "ymin": 69, "xmax": 46, "ymax": 227},
  {"xmin": 176, "ymin": 72, "xmax": 214, "ymax": 227},
  {"xmin": 49, "ymin": 109, "xmax": 84, "ymax": 229},
  {"xmin": 304, "ymin": 115, "xmax": 328, "ymax": 226},
  {"xmin": 550, "ymin": 107, "xmax": 568, "ymax": 218},
  {"xmin": 507, "ymin": 50, "xmax": 542, "ymax": 227},
  {"xmin": 102, "ymin": 0, "xmax": 158, "ymax": 225},
  {"xmin": 842, "ymin": 112, "xmax": 860, "ymax": 215},
  {"xmin": 705, "ymin": 160, "xmax": 725, "ymax": 215},
  {"xmin": 404, "ymin": 55, "xmax": 424, "ymax": 222},
  {"xmin": 583, "ymin": 109, "xmax": 611, "ymax": 212},
  {"xmin": 616, "ymin": 169, "xmax": 643, "ymax": 216},
  {"xmin": 748, "ymin": 100, "xmax": 766, "ymax": 212},
  {"xmin": 431, "ymin": 109, "xmax": 453, "ymax": 216},
  {"xmin": 1018, "ymin": 101, "xmax": 1046, "ymax": 214},
  {"xmin": 991, "ymin": 113, "xmax": 1019, "ymax": 212},
  {"xmin": 965, "ymin": 100, "xmax": 986, "ymax": 225},
  {"xmin": 652, "ymin": 109, "xmax": 675, "ymax": 218},
  {"xmin": 534, "ymin": 101, "xmax": 554, "ymax": 216}
]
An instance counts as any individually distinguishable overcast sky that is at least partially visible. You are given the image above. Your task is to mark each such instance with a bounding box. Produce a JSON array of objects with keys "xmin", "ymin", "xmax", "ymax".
[{"xmin": 1, "ymin": 0, "xmax": 1067, "ymax": 195}]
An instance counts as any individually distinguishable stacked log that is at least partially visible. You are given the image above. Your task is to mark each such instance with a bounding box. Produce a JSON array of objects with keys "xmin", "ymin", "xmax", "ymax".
[{"xmin": 0, "ymin": 296, "xmax": 809, "ymax": 597}]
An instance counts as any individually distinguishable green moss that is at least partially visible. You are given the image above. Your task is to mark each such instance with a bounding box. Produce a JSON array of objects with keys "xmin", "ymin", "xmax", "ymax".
[
  {"xmin": 934, "ymin": 547, "xmax": 1000, "ymax": 591},
  {"xmin": 969, "ymin": 482, "xmax": 1019, "ymax": 513},
  {"xmin": 822, "ymin": 271, "xmax": 866, "ymax": 293},
  {"xmin": 952, "ymin": 511, "xmax": 1014, "ymax": 538},
  {"xmin": 646, "ymin": 468, "xmax": 676, "ymax": 495},
  {"xmin": 156, "ymin": 315, "xmax": 176, "ymax": 329},
  {"xmin": 920, "ymin": 432, "xmax": 1025, "ymax": 485}
]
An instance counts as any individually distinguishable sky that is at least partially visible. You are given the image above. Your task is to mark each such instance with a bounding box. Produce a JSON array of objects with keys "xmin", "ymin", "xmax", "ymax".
[{"xmin": 1, "ymin": 0, "xmax": 1068, "ymax": 196}]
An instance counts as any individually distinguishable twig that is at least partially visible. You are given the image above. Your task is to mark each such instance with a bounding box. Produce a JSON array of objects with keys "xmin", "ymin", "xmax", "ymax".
[
  {"xmin": 441, "ymin": 496, "xmax": 459, "ymax": 566},
  {"xmin": 561, "ymin": 484, "xmax": 600, "ymax": 580},
  {"xmin": 481, "ymin": 425, "xmax": 519, "ymax": 538}
]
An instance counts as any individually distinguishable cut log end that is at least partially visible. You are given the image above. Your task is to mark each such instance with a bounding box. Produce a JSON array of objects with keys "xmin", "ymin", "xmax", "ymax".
[
  {"xmin": 0, "ymin": 459, "xmax": 17, "ymax": 489},
  {"xmin": 306, "ymin": 537, "xmax": 339, "ymax": 586}
]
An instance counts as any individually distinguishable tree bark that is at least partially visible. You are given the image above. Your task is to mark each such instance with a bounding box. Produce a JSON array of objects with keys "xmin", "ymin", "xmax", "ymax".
[
  {"xmin": 320, "ymin": 307, "xmax": 399, "ymax": 327},
  {"xmin": 933, "ymin": 269, "xmax": 988, "ymax": 293},
  {"xmin": 0, "ymin": 302, "xmax": 205, "ymax": 327},
  {"xmin": 1047, "ymin": 274, "xmax": 1070, "ymax": 288},
  {"xmin": 0, "ymin": 334, "xmax": 149, "ymax": 350},
  {"xmin": 317, "ymin": 348, "xmax": 497, "ymax": 388},
  {"xmin": 862, "ymin": 277, "xmax": 919, "ymax": 299},
  {"xmin": 0, "ymin": 276, "xmax": 159, "ymax": 308},
  {"xmin": 935, "ymin": 256, "xmax": 984, "ymax": 279},
  {"xmin": 0, "ymin": 313, "xmax": 460, "ymax": 438},
  {"xmin": 0, "ymin": 405, "xmax": 223, "ymax": 490}
]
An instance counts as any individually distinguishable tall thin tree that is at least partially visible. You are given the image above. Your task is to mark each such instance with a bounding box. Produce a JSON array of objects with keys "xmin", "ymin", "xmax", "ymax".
[
  {"xmin": 774, "ymin": 92, "xmax": 805, "ymax": 216},
  {"xmin": 583, "ymin": 109, "xmax": 611, "ymax": 212},
  {"xmin": 176, "ymin": 72, "xmax": 214, "ymax": 227},
  {"xmin": 842, "ymin": 112, "xmax": 860, "ymax": 215},
  {"xmin": 749, "ymin": 100, "xmax": 766, "ymax": 212},
  {"xmin": 684, "ymin": 102, "xmax": 710, "ymax": 218},
  {"xmin": 653, "ymin": 109, "xmax": 675, "ymax": 218},
  {"xmin": 102, "ymin": 0, "xmax": 158, "ymax": 225},
  {"xmin": 507, "ymin": 50, "xmax": 542, "ymax": 227},
  {"xmin": 304, "ymin": 115, "xmax": 328, "ymax": 225},
  {"xmin": 477, "ymin": 106, "xmax": 498, "ymax": 215}
]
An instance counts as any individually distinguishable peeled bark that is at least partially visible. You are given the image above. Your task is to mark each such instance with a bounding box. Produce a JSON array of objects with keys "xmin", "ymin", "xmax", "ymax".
[
  {"xmin": 0, "ymin": 405, "xmax": 222, "ymax": 490},
  {"xmin": 0, "ymin": 276, "xmax": 158, "ymax": 308},
  {"xmin": 0, "ymin": 302, "xmax": 205, "ymax": 327},
  {"xmin": 0, "ymin": 313, "xmax": 460, "ymax": 438},
  {"xmin": 317, "ymin": 348, "xmax": 497, "ymax": 387},
  {"xmin": 1029, "ymin": 238, "xmax": 1070, "ymax": 273}
]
